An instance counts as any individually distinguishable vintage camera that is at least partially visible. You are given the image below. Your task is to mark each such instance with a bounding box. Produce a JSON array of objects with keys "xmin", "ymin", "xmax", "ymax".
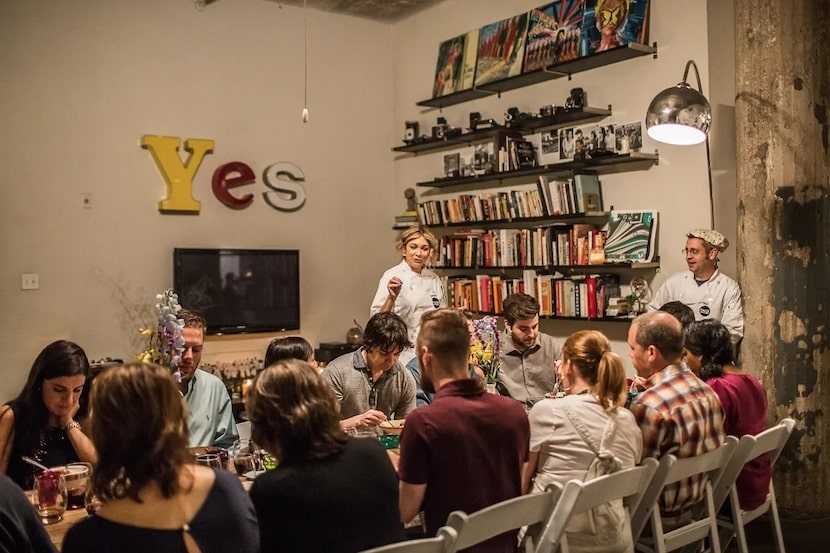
[
  {"xmin": 539, "ymin": 105, "xmax": 554, "ymax": 117},
  {"xmin": 431, "ymin": 116, "xmax": 448, "ymax": 139},
  {"xmin": 403, "ymin": 121, "xmax": 420, "ymax": 144},
  {"xmin": 470, "ymin": 112, "xmax": 500, "ymax": 131},
  {"xmin": 565, "ymin": 87, "xmax": 586, "ymax": 111}
]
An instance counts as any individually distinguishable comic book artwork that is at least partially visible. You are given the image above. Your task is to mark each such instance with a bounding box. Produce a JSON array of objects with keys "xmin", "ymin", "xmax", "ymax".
[
  {"xmin": 604, "ymin": 210, "xmax": 658, "ymax": 262},
  {"xmin": 458, "ymin": 29, "xmax": 480, "ymax": 91},
  {"xmin": 523, "ymin": 3, "xmax": 559, "ymax": 72},
  {"xmin": 432, "ymin": 34, "xmax": 467, "ymax": 98},
  {"xmin": 474, "ymin": 12, "xmax": 530, "ymax": 87},
  {"xmin": 548, "ymin": 0, "xmax": 585, "ymax": 65},
  {"xmin": 581, "ymin": 0, "xmax": 650, "ymax": 56}
]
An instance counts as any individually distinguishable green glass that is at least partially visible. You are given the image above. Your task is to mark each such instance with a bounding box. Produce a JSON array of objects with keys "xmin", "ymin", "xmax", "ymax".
[{"xmin": 379, "ymin": 434, "xmax": 399, "ymax": 449}]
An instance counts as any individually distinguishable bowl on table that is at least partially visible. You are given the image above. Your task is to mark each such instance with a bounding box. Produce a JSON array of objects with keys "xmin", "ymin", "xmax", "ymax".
[{"xmin": 379, "ymin": 419, "xmax": 405, "ymax": 436}]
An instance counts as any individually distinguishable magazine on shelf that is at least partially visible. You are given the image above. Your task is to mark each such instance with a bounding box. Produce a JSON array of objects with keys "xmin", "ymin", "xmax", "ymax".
[
  {"xmin": 432, "ymin": 34, "xmax": 467, "ymax": 98},
  {"xmin": 474, "ymin": 12, "xmax": 530, "ymax": 87},
  {"xmin": 603, "ymin": 210, "xmax": 659, "ymax": 262},
  {"xmin": 581, "ymin": 0, "xmax": 651, "ymax": 57}
]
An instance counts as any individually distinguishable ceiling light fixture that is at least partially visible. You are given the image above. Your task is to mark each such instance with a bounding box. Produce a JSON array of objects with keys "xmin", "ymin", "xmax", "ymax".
[{"xmin": 302, "ymin": 0, "xmax": 309, "ymax": 123}]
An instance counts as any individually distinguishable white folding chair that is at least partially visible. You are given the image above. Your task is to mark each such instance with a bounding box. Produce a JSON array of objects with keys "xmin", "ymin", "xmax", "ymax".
[
  {"xmin": 445, "ymin": 490, "xmax": 559, "ymax": 553},
  {"xmin": 534, "ymin": 459, "xmax": 660, "ymax": 553},
  {"xmin": 634, "ymin": 436, "xmax": 738, "ymax": 553},
  {"xmin": 360, "ymin": 527, "xmax": 457, "ymax": 553},
  {"xmin": 713, "ymin": 418, "xmax": 795, "ymax": 553}
]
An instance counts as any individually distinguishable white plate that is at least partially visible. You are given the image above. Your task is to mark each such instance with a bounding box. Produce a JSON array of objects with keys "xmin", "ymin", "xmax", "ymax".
[{"xmin": 244, "ymin": 470, "xmax": 266, "ymax": 480}]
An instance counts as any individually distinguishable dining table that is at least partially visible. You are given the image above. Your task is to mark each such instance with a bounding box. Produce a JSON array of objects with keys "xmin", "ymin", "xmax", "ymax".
[{"xmin": 33, "ymin": 449, "xmax": 253, "ymax": 550}]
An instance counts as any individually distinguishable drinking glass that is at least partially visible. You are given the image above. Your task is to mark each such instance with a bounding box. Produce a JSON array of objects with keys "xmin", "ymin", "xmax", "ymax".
[
  {"xmin": 195, "ymin": 453, "xmax": 223, "ymax": 469},
  {"xmin": 84, "ymin": 486, "xmax": 102, "ymax": 516},
  {"xmin": 33, "ymin": 471, "xmax": 67, "ymax": 524},
  {"xmin": 233, "ymin": 450, "xmax": 256, "ymax": 476}
]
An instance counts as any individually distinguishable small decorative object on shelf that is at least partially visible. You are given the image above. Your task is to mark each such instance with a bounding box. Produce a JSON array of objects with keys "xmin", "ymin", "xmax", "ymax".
[
  {"xmin": 394, "ymin": 189, "xmax": 419, "ymax": 229},
  {"xmin": 565, "ymin": 87, "xmax": 586, "ymax": 111},
  {"xmin": 470, "ymin": 315, "xmax": 500, "ymax": 389},
  {"xmin": 137, "ymin": 289, "xmax": 185, "ymax": 381},
  {"xmin": 346, "ymin": 319, "xmax": 364, "ymax": 346},
  {"xmin": 403, "ymin": 121, "xmax": 419, "ymax": 144}
]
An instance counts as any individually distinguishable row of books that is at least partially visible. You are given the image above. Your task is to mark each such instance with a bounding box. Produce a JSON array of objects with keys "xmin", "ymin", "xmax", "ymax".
[
  {"xmin": 436, "ymin": 228, "xmax": 551, "ymax": 268},
  {"xmin": 446, "ymin": 271, "xmax": 622, "ymax": 319},
  {"xmin": 435, "ymin": 225, "xmax": 610, "ymax": 268},
  {"xmin": 418, "ymin": 174, "xmax": 602, "ymax": 226}
]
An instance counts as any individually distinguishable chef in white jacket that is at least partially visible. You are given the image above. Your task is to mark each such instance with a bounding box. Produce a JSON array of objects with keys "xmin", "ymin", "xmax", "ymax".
[{"xmin": 648, "ymin": 229, "xmax": 744, "ymax": 345}]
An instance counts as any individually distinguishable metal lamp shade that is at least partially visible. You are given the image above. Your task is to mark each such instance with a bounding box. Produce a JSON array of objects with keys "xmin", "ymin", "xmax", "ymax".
[{"xmin": 645, "ymin": 82, "xmax": 712, "ymax": 145}]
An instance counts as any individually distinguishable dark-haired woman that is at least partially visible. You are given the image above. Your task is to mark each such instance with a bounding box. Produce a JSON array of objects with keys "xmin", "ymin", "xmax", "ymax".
[
  {"xmin": 522, "ymin": 330, "xmax": 641, "ymax": 553},
  {"xmin": 0, "ymin": 340, "xmax": 96, "ymax": 489},
  {"xmin": 248, "ymin": 359, "xmax": 405, "ymax": 553},
  {"xmin": 684, "ymin": 319, "xmax": 770, "ymax": 511},
  {"xmin": 62, "ymin": 363, "xmax": 258, "ymax": 553},
  {"xmin": 264, "ymin": 336, "xmax": 317, "ymax": 369}
]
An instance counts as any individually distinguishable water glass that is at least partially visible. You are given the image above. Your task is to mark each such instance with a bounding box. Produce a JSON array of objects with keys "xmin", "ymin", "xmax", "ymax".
[{"xmin": 33, "ymin": 471, "xmax": 67, "ymax": 524}]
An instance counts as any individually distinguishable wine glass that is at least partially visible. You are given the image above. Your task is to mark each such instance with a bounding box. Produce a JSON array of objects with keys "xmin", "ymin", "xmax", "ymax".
[
  {"xmin": 33, "ymin": 471, "xmax": 67, "ymax": 524},
  {"xmin": 195, "ymin": 453, "xmax": 223, "ymax": 469}
]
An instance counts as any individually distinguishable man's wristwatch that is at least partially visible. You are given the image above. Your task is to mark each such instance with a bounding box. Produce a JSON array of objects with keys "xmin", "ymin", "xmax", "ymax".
[{"xmin": 64, "ymin": 421, "xmax": 82, "ymax": 432}]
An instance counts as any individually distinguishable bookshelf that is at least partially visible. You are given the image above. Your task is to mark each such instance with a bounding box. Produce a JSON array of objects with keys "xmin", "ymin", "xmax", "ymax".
[
  {"xmin": 395, "ymin": 42, "xmax": 660, "ymax": 322},
  {"xmin": 416, "ymin": 42, "xmax": 657, "ymax": 109}
]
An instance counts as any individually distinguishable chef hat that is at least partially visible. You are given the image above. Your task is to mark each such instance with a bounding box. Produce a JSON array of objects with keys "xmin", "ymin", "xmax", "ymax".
[{"xmin": 687, "ymin": 229, "xmax": 729, "ymax": 252}]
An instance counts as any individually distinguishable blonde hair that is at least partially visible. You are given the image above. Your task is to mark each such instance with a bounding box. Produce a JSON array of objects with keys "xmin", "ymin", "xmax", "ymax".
[
  {"xmin": 395, "ymin": 225, "xmax": 437, "ymax": 266},
  {"xmin": 562, "ymin": 330, "xmax": 626, "ymax": 412}
]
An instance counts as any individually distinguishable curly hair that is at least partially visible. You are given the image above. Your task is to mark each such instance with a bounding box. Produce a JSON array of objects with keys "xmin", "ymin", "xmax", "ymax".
[
  {"xmin": 563, "ymin": 330, "xmax": 626, "ymax": 412},
  {"xmin": 179, "ymin": 308, "xmax": 207, "ymax": 334},
  {"xmin": 248, "ymin": 359, "xmax": 347, "ymax": 462},
  {"xmin": 89, "ymin": 363, "xmax": 192, "ymax": 502},
  {"xmin": 684, "ymin": 319, "xmax": 734, "ymax": 380}
]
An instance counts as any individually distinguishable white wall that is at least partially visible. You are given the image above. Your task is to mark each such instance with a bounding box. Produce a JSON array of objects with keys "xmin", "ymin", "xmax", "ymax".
[
  {"xmin": 0, "ymin": 0, "xmax": 731, "ymax": 401},
  {"xmin": 0, "ymin": 0, "xmax": 398, "ymax": 402},
  {"xmin": 392, "ymin": 0, "xmax": 718, "ymax": 372}
]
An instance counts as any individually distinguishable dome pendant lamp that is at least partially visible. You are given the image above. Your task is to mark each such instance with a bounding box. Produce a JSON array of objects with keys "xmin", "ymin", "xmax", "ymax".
[{"xmin": 645, "ymin": 60, "xmax": 711, "ymax": 145}]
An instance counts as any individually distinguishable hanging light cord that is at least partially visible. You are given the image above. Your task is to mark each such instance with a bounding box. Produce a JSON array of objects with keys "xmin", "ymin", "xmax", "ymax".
[{"xmin": 302, "ymin": 0, "xmax": 309, "ymax": 123}]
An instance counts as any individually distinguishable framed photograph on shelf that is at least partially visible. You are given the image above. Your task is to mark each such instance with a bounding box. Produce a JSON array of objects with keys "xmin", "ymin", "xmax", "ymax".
[
  {"xmin": 559, "ymin": 127, "xmax": 576, "ymax": 160},
  {"xmin": 539, "ymin": 131, "xmax": 561, "ymax": 164},
  {"xmin": 443, "ymin": 153, "xmax": 461, "ymax": 177},
  {"xmin": 474, "ymin": 12, "xmax": 530, "ymax": 87}
]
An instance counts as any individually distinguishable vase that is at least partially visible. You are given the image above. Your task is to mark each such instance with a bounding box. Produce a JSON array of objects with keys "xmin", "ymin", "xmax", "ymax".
[{"xmin": 485, "ymin": 382, "xmax": 497, "ymax": 394}]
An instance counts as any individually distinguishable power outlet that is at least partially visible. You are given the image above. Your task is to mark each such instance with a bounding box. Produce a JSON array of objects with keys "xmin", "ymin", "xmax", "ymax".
[{"xmin": 21, "ymin": 273, "xmax": 40, "ymax": 290}]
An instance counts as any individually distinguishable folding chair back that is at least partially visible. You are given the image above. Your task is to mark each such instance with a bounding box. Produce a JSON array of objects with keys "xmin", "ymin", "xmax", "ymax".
[
  {"xmin": 631, "ymin": 454, "xmax": 676, "ymax": 543},
  {"xmin": 535, "ymin": 459, "xmax": 659, "ymax": 553},
  {"xmin": 635, "ymin": 436, "xmax": 738, "ymax": 553},
  {"xmin": 718, "ymin": 418, "xmax": 796, "ymax": 553},
  {"xmin": 446, "ymin": 490, "xmax": 558, "ymax": 553},
  {"xmin": 359, "ymin": 526, "xmax": 457, "ymax": 553}
]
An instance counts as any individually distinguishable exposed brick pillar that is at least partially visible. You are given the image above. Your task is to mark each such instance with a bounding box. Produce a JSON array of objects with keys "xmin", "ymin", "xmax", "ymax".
[{"xmin": 735, "ymin": 0, "xmax": 829, "ymax": 517}]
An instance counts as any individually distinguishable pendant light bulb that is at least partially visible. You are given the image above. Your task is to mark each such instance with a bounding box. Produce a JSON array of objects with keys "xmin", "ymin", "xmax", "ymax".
[{"xmin": 302, "ymin": 108, "xmax": 309, "ymax": 123}]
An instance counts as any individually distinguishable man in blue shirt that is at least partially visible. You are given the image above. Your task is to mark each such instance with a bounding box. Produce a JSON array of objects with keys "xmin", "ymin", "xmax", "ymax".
[{"xmin": 178, "ymin": 310, "xmax": 238, "ymax": 449}]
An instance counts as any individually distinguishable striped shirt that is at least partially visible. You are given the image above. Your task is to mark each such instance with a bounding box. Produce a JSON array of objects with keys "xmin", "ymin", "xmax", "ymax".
[{"xmin": 629, "ymin": 364, "xmax": 725, "ymax": 513}]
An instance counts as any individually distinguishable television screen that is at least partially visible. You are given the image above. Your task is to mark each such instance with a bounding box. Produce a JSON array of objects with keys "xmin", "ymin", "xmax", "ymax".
[{"xmin": 173, "ymin": 248, "xmax": 300, "ymax": 335}]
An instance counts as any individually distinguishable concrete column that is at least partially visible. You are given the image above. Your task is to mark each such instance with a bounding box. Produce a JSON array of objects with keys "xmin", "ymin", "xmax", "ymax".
[{"xmin": 735, "ymin": 0, "xmax": 829, "ymax": 517}]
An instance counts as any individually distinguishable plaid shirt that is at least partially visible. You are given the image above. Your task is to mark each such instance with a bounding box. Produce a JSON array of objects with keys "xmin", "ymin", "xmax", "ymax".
[{"xmin": 629, "ymin": 364, "xmax": 725, "ymax": 513}]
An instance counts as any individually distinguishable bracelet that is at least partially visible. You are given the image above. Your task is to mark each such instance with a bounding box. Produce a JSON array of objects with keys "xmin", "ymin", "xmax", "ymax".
[{"xmin": 64, "ymin": 421, "xmax": 81, "ymax": 432}]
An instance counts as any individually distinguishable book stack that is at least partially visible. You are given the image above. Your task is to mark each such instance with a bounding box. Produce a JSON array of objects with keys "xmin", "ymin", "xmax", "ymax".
[{"xmin": 393, "ymin": 211, "xmax": 419, "ymax": 229}]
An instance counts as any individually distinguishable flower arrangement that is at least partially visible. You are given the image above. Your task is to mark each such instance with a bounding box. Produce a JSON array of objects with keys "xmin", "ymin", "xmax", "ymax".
[
  {"xmin": 137, "ymin": 289, "xmax": 185, "ymax": 380},
  {"xmin": 470, "ymin": 315, "xmax": 501, "ymax": 385}
]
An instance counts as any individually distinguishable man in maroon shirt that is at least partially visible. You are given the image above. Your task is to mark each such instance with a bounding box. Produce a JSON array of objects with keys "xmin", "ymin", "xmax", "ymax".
[{"xmin": 398, "ymin": 309, "xmax": 529, "ymax": 553}]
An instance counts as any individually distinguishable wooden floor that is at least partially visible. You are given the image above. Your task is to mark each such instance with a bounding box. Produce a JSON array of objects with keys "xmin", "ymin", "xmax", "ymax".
[{"xmin": 728, "ymin": 515, "xmax": 829, "ymax": 552}]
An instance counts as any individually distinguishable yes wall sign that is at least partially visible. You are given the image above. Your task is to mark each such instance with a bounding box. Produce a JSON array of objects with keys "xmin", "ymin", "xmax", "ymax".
[{"xmin": 141, "ymin": 135, "xmax": 307, "ymax": 214}]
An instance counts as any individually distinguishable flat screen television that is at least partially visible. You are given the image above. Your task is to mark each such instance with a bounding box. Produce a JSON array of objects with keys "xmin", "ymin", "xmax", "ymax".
[{"xmin": 173, "ymin": 248, "xmax": 300, "ymax": 335}]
